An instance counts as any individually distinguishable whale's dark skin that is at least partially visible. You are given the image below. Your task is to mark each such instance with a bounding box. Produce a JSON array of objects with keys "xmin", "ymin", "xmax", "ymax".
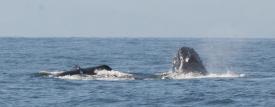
[
  {"xmin": 57, "ymin": 65, "xmax": 112, "ymax": 76},
  {"xmin": 172, "ymin": 47, "xmax": 208, "ymax": 75}
]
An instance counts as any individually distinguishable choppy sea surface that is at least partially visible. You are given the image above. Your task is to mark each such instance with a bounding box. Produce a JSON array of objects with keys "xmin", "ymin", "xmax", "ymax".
[{"xmin": 0, "ymin": 38, "xmax": 275, "ymax": 107}]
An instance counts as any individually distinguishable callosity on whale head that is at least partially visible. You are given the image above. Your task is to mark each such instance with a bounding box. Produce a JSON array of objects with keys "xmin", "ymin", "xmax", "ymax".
[{"xmin": 172, "ymin": 47, "xmax": 208, "ymax": 75}]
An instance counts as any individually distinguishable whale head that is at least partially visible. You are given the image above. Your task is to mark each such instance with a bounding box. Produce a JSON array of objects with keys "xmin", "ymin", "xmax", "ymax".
[{"xmin": 172, "ymin": 47, "xmax": 207, "ymax": 75}]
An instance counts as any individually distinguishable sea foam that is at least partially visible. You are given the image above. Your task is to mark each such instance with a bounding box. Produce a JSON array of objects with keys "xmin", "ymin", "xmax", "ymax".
[
  {"xmin": 39, "ymin": 70, "xmax": 244, "ymax": 80},
  {"xmin": 39, "ymin": 70, "xmax": 135, "ymax": 80},
  {"xmin": 160, "ymin": 70, "xmax": 245, "ymax": 79}
]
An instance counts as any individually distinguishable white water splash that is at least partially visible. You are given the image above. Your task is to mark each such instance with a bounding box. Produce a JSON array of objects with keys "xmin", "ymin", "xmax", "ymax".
[
  {"xmin": 39, "ymin": 70, "xmax": 245, "ymax": 80},
  {"xmin": 160, "ymin": 70, "xmax": 245, "ymax": 80},
  {"xmin": 39, "ymin": 70, "xmax": 135, "ymax": 80},
  {"xmin": 39, "ymin": 70, "xmax": 63, "ymax": 77}
]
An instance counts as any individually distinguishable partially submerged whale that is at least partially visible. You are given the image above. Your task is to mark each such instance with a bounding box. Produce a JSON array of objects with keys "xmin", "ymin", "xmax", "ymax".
[
  {"xmin": 40, "ymin": 47, "xmax": 208, "ymax": 80},
  {"xmin": 172, "ymin": 47, "xmax": 208, "ymax": 75},
  {"xmin": 56, "ymin": 65, "xmax": 112, "ymax": 76}
]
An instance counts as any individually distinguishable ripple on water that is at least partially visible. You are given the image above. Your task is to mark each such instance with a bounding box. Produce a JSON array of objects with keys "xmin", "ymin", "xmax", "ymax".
[
  {"xmin": 205, "ymin": 98, "xmax": 235, "ymax": 105},
  {"xmin": 173, "ymin": 97, "xmax": 205, "ymax": 104}
]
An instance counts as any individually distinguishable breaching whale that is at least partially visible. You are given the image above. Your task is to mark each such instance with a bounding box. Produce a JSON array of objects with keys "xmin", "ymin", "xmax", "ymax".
[
  {"xmin": 172, "ymin": 47, "xmax": 208, "ymax": 75},
  {"xmin": 57, "ymin": 65, "xmax": 112, "ymax": 76}
]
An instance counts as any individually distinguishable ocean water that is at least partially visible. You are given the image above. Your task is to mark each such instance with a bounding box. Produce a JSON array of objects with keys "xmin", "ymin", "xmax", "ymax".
[{"xmin": 0, "ymin": 38, "xmax": 275, "ymax": 107}]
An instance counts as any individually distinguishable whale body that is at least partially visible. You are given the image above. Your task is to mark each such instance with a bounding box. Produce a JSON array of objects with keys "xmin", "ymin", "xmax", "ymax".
[
  {"xmin": 57, "ymin": 65, "xmax": 112, "ymax": 76},
  {"xmin": 172, "ymin": 47, "xmax": 208, "ymax": 75}
]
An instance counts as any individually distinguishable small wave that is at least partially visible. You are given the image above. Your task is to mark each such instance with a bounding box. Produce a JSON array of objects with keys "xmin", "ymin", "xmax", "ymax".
[
  {"xmin": 38, "ymin": 70, "xmax": 135, "ymax": 80},
  {"xmin": 160, "ymin": 70, "xmax": 245, "ymax": 79}
]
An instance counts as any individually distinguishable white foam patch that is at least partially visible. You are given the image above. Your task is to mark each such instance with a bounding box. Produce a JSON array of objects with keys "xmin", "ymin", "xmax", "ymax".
[
  {"xmin": 160, "ymin": 70, "xmax": 245, "ymax": 80},
  {"xmin": 39, "ymin": 70, "xmax": 63, "ymax": 77},
  {"xmin": 39, "ymin": 70, "xmax": 135, "ymax": 80},
  {"xmin": 39, "ymin": 70, "xmax": 245, "ymax": 80}
]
